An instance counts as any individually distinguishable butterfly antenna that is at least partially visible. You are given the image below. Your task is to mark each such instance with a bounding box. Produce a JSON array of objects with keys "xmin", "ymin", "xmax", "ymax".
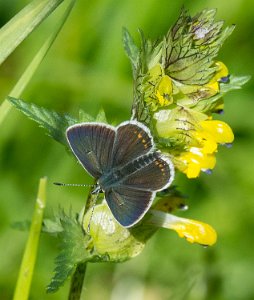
[{"xmin": 54, "ymin": 182, "xmax": 96, "ymax": 187}]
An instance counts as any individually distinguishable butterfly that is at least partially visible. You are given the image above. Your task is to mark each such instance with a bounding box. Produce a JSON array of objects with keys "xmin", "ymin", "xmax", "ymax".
[{"xmin": 66, "ymin": 121, "xmax": 174, "ymax": 227}]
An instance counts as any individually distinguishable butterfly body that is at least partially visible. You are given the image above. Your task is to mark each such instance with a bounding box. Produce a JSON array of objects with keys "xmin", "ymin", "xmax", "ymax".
[{"xmin": 66, "ymin": 121, "xmax": 174, "ymax": 227}]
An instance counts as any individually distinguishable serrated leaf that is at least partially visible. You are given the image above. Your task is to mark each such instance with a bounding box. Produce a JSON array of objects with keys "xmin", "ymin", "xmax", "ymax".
[
  {"xmin": 139, "ymin": 29, "xmax": 162, "ymax": 72},
  {"xmin": 122, "ymin": 27, "xmax": 139, "ymax": 70},
  {"xmin": 47, "ymin": 210, "xmax": 90, "ymax": 293},
  {"xmin": 78, "ymin": 109, "xmax": 95, "ymax": 123},
  {"xmin": 8, "ymin": 97, "xmax": 77, "ymax": 146},
  {"xmin": 42, "ymin": 218, "xmax": 63, "ymax": 234},
  {"xmin": 95, "ymin": 108, "xmax": 107, "ymax": 123},
  {"xmin": 130, "ymin": 30, "xmax": 162, "ymax": 123}
]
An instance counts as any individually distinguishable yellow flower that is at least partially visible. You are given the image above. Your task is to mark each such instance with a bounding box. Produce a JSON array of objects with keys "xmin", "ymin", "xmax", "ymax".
[
  {"xmin": 149, "ymin": 210, "xmax": 217, "ymax": 246},
  {"xmin": 200, "ymin": 120, "xmax": 234, "ymax": 144},
  {"xmin": 142, "ymin": 64, "xmax": 174, "ymax": 111},
  {"xmin": 175, "ymin": 147, "xmax": 216, "ymax": 178},
  {"xmin": 211, "ymin": 61, "xmax": 229, "ymax": 83},
  {"xmin": 154, "ymin": 107, "xmax": 207, "ymax": 146},
  {"xmin": 174, "ymin": 119, "xmax": 234, "ymax": 178},
  {"xmin": 155, "ymin": 75, "xmax": 173, "ymax": 107}
]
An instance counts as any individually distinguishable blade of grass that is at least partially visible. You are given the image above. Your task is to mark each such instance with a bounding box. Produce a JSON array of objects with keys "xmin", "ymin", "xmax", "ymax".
[
  {"xmin": 0, "ymin": 0, "xmax": 64, "ymax": 65},
  {"xmin": 13, "ymin": 177, "xmax": 47, "ymax": 300},
  {"xmin": 0, "ymin": 0, "xmax": 76, "ymax": 125}
]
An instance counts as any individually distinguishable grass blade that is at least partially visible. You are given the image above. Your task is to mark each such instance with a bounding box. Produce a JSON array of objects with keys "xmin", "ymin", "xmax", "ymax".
[
  {"xmin": 0, "ymin": 0, "xmax": 64, "ymax": 65},
  {"xmin": 13, "ymin": 177, "xmax": 47, "ymax": 300},
  {"xmin": 0, "ymin": 0, "xmax": 76, "ymax": 125}
]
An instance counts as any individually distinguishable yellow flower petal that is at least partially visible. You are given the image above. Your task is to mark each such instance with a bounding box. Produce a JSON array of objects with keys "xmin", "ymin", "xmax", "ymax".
[
  {"xmin": 170, "ymin": 217, "xmax": 217, "ymax": 246},
  {"xmin": 212, "ymin": 61, "xmax": 229, "ymax": 82},
  {"xmin": 149, "ymin": 210, "xmax": 217, "ymax": 246},
  {"xmin": 177, "ymin": 147, "xmax": 216, "ymax": 178},
  {"xmin": 155, "ymin": 75, "xmax": 173, "ymax": 106},
  {"xmin": 200, "ymin": 120, "xmax": 234, "ymax": 144},
  {"xmin": 193, "ymin": 130, "xmax": 218, "ymax": 153}
]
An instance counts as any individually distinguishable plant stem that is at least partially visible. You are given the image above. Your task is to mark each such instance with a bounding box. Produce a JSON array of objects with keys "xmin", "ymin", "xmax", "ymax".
[
  {"xmin": 68, "ymin": 263, "xmax": 87, "ymax": 300},
  {"xmin": 68, "ymin": 182, "xmax": 97, "ymax": 299}
]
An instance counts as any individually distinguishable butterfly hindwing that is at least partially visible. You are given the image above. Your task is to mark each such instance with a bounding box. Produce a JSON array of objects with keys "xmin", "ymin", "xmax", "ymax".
[
  {"xmin": 120, "ymin": 152, "xmax": 174, "ymax": 191},
  {"xmin": 66, "ymin": 123, "xmax": 115, "ymax": 178},
  {"xmin": 105, "ymin": 187, "xmax": 155, "ymax": 227}
]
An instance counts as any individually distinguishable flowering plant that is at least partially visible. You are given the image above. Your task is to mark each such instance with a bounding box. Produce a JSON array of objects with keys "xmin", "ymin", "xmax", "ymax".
[{"xmin": 9, "ymin": 7, "xmax": 249, "ymax": 298}]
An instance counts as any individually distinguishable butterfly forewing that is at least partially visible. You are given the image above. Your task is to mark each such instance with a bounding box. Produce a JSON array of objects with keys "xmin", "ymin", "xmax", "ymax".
[
  {"xmin": 112, "ymin": 121, "xmax": 154, "ymax": 168},
  {"xmin": 105, "ymin": 187, "xmax": 154, "ymax": 227},
  {"xmin": 66, "ymin": 123, "xmax": 115, "ymax": 178}
]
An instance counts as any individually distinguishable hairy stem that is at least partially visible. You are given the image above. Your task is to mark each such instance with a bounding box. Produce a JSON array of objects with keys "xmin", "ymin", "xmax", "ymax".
[{"xmin": 68, "ymin": 263, "xmax": 87, "ymax": 300}]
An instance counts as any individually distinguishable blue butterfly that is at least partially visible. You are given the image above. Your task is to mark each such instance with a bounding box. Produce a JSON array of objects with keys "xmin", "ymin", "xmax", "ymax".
[{"xmin": 66, "ymin": 121, "xmax": 174, "ymax": 227}]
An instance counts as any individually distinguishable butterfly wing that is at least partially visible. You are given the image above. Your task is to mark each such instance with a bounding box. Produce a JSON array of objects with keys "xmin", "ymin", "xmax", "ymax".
[
  {"xmin": 120, "ymin": 152, "xmax": 174, "ymax": 191},
  {"xmin": 105, "ymin": 187, "xmax": 155, "ymax": 227},
  {"xmin": 66, "ymin": 123, "xmax": 116, "ymax": 178},
  {"xmin": 104, "ymin": 153, "xmax": 174, "ymax": 227},
  {"xmin": 112, "ymin": 121, "xmax": 154, "ymax": 168}
]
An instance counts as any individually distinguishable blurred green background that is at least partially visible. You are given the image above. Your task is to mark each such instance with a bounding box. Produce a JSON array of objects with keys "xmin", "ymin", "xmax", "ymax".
[{"xmin": 0, "ymin": 0, "xmax": 253, "ymax": 299}]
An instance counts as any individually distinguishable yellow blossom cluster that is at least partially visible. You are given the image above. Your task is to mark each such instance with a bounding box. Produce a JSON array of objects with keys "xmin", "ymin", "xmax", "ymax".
[{"xmin": 147, "ymin": 61, "xmax": 234, "ymax": 178}]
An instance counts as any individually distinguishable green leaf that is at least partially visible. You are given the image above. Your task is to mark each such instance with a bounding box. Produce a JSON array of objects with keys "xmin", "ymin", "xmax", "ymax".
[
  {"xmin": 78, "ymin": 109, "xmax": 95, "ymax": 122},
  {"xmin": 139, "ymin": 29, "xmax": 162, "ymax": 72},
  {"xmin": 47, "ymin": 210, "xmax": 90, "ymax": 293},
  {"xmin": 0, "ymin": 0, "xmax": 64, "ymax": 65},
  {"xmin": 220, "ymin": 75, "xmax": 251, "ymax": 93},
  {"xmin": 122, "ymin": 27, "xmax": 139, "ymax": 70},
  {"xmin": 95, "ymin": 108, "xmax": 107, "ymax": 123},
  {"xmin": 163, "ymin": 8, "xmax": 235, "ymax": 85},
  {"xmin": 193, "ymin": 75, "xmax": 251, "ymax": 113},
  {"xmin": 8, "ymin": 97, "xmax": 77, "ymax": 146},
  {"xmin": 13, "ymin": 177, "xmax": 47, "ymax": 300},
  {"xmin": 42, "ymin": 219, "xmax": 63, "ymax": 234}
]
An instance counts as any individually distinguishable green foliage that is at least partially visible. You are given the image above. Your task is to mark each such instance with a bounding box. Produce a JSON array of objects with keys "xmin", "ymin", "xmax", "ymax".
[
  {"xmin": 46, "ymin": 210, "xmax": 90, "ymax": 293},
  {"xmin": 95, "ymin": 107, "xmax": 108, "ymax": 123},
  {"xmin": 8, "ymin": 97, "xmax": 78, "ymax": 146},
  {"xmin": 193, "ymin": 75, "xmax": 251, "ymax": 112},
  {"xmin": 8, "ymin": 97, "xmax": 108, "ymax": 149},
  {"xmin": 122, "ymin": 27, "xmax": 139, "ymax": 71}
]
